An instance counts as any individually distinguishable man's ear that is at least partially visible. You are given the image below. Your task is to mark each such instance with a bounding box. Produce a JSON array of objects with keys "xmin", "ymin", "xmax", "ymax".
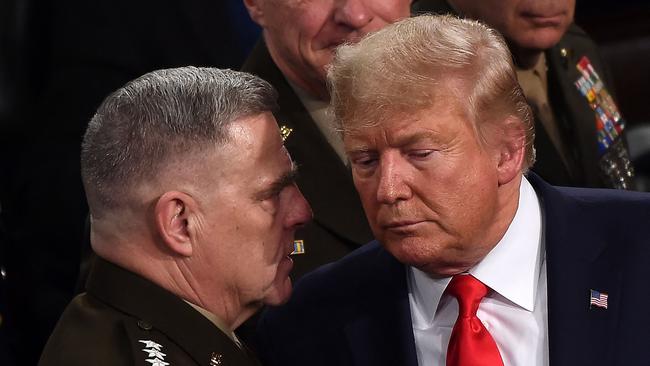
[
  {"xmin": 154, "ymin": 191, "xmax": 196, "ymax": 257},
  {"xmin": 243, "ymin": 0, "xmax": 266, "ymax": 27},
  {"xmin": 496, "ymin": 116, "xmax": 526, "ymax": 186}
]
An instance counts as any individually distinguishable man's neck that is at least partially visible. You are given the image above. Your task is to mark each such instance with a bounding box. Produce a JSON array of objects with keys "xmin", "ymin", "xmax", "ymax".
[{"xmin": 512, "ymin": 46, "xmax": 544, "ymax": 70}]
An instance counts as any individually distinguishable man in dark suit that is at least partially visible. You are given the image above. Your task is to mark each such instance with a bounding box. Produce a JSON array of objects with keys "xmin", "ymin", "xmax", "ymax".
[
  {"xmin": 39, "ymin": 67, "xmax": 312, "ymax": 365},
  {"xmin": 413, "ymin": 0, "xmax": 635, "ymax": 190},
  {"xmin": 240, "ymin": 0, "xmax": 412, "ymax": 279},
  {"xmin": 256, "ymin": 15, "xmax": 650, "ymax": 365}
]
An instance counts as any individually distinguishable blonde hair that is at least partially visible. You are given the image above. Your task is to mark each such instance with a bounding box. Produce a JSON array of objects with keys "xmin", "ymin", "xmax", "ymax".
[{"xmin": 328, "ymin": 14, "xmax": 535, "ymax": 168}]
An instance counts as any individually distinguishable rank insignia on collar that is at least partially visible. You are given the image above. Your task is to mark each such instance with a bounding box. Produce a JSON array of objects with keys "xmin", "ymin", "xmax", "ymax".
[
  {"xmin": 139, "ymin": 340, "xmax": 169, "ymax": 366},
  {"xmin": 280, "ymin": 125, "xmax": 293, "ymax": 142},
  {"xmin": 209, "ymin": 352, "xmax": 223, "ymax": 366},
  {"xmin": 291, "ymin": 240, "xmax": 305, "ymax": 255}
]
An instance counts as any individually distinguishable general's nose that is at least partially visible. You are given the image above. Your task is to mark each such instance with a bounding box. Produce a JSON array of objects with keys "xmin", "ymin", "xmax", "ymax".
[
  {"xmin": 376, "ymin": 154, "xmax": 411, "ymax": 204},
  {"xmin": 287, "ymin": 186, "xmax": 313, "ymax": 228},
  {"xmin": 334, "ymin": 0, "xmax": 374, "ymax": 30}
]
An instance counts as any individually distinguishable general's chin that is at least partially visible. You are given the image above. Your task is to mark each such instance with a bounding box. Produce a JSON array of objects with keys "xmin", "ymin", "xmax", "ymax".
[
  {"xmin": 263, "ymin": 276, "xmax": 293, "ymax": 306},
  {"xmin": 263, "ymin": 257, "xmax": 294, "ymax": 305}
]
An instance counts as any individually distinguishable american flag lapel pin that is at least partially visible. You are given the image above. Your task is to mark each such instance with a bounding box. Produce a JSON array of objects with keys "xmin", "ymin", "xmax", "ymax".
[{"xmin": 589, "ymin": 289, "xmax": 608, "ymax": 309}]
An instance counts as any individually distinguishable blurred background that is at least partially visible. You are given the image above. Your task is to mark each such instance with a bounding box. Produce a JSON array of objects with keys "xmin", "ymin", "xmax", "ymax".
[{"xmin": 0, "ymin": 0, "xmax": 648, "ymax": 365}]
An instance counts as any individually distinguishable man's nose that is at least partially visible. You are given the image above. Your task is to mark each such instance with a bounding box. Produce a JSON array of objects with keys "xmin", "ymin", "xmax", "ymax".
[
  {"xmin": 334, "ymin": 0, "xmax": 373, "ymax": 30},
  {"xmin": 376, "ymin": 154, "xmax": 411, "ymax": 204}
]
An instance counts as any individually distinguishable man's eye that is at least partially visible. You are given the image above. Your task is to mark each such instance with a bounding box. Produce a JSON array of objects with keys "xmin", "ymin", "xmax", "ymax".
[
  {"xmin": 408, "ymin": 150, "xmax": 434, "ymax": 160},
  {"xmin": 352, "ymin": 156, "xmax": 378, "ymax": 168}
]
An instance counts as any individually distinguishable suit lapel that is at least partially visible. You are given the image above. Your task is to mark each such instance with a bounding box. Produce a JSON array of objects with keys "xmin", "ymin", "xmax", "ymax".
[
  {"xmin": 242, "ymin": 40, "xmax": 372, "ymax": 245},
  {"xmin": 528, "ymin": 173, "xmax": 622, "ymax": 365},
  {"xmin": 342, "ymin": 250, "xmax": 419, "ymax": 366}
]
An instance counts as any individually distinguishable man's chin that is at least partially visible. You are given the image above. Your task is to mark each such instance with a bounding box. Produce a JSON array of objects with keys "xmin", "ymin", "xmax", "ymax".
[{"xmin": 515, "ymin": 28, "xmax": 567, "ymax": 53}]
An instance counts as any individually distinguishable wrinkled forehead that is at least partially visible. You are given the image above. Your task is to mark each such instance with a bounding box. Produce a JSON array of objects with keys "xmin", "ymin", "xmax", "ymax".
[{"xmin": 336, "ymin": 81, "xmax": 472, "ymax": 136}]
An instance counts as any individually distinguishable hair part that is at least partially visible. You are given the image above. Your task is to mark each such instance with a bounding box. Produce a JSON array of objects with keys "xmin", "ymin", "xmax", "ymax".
[
  {"xmin": 81, "ymin": 67, "xmax": 278, "ymax": 215},
  {"xmin": 328, "ymin": 14, "xmax": 535, "ymax": 168}
]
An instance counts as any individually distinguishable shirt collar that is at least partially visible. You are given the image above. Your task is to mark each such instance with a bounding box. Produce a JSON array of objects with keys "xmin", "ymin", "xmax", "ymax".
[
  {"xmin": 184, "ymin": 300, "xmax": 242, "ymax": 348},
  {"xmin": 408, "ymin": 176, "xmax": 543, "ymax": 325}
]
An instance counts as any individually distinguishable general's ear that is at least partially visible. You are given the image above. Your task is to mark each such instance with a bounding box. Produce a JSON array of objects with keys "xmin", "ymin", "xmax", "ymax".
[
  {"xmin": 154, "ymin": 191, "xmax": 196, "ymax": 257},
  {"xmin": 243, "ymin": 0, "xmax": 266, "ymax": 27},
  {"xmin": 495, "ymin": 117, "xmax": 526, "ymax": 186}
]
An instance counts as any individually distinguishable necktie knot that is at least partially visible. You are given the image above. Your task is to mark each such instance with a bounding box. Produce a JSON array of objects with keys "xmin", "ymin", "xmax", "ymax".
[
  {"xmin": 445, "ymin": 274, "xmax": 503, "ymax": 366},
  {"xmin": 446, "ymin": 274, "xmax": 488, "ymax": 318}
]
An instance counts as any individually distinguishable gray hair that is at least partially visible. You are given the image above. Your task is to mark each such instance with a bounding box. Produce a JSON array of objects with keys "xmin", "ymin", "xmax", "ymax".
[
  {"xmin": 81, "ymin": 66, "xmax": 278, "ymax": 214},
  {"xmin": 328, "ymin": 14, "xmax": 535, "ymax": 168}
]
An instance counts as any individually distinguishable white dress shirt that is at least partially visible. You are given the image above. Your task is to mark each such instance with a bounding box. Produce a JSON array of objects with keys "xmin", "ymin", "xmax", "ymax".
[{"xmin": 407, "ymin": 177, "xmax": 548, "ymax": 366}]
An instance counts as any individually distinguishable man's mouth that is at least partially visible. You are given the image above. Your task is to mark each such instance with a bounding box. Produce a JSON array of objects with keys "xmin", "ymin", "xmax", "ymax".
[{"xmin": 521, "ymin": 11, "xmax": 566, "ymax": 27}]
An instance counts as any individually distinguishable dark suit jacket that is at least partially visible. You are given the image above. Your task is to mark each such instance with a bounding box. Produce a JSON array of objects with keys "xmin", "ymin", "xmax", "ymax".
[
  {"xmin": 256, "ymin": 173, "xmax": 650, "ymax": 365},
  {"xmin": 39, "ymin": 258, "xmax": 261, "ymax": 366},
  {"xmin": 241, "ymin": 40, "xmax": 373, "ymax": 280},
  {"xmin": 413, "ymin": 0, "xmax": 633, "ymax": 189}
]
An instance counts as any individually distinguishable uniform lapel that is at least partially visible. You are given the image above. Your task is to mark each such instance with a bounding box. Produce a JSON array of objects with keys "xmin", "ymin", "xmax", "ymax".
[
  {"xmin": 242, "ymin": 40, "xmax": 372, "ymax": 246},
  {"xmin": 87, "ymin": 259, "xmax": 261, "ymax": 366},
  {"xmin": 546, "ymin": 28, "xmax": 605, "ymax": 187},
  {"xmin": 527, "ymin": 173, "xmax": 622, "ymax": 366}
]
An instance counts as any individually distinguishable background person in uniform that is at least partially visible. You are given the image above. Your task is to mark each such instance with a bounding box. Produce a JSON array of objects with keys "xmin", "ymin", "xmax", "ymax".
[
  {"xmin": 39, "ymin": 67, "xmax": 311, "ymax": 366},
  {"xmin": 255, "ymin": 15, "xmax": 650, "ymax": 366},
  {"xmin": 413, "ymin": 0, "xmax": 636, "ymax": 190},
  {"xmin": 241, "ymin": 0, "xmax": 412, "ymax": 279}
]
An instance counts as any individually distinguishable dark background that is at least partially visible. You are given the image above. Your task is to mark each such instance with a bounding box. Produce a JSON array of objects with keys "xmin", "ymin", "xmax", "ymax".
[{"xmin": 0, "ymin": 0, "xmax": 648, "ymax": 365}]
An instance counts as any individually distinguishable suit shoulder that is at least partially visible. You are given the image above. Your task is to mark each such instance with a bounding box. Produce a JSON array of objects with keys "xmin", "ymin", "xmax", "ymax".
[
  {"xmin": 557, "ymin": 186, "xmax": 650, "ymax": 210},
  {"xmin": 551, "ymin": 186, "xmax": 650, "ymax": 250},
  {"xmin": 260, "ymin": 241, "xmax": 400, "ymax": 330},
  {"xmin": 292, "ymin": 241, "xmax": 388, "ymax": 299}
]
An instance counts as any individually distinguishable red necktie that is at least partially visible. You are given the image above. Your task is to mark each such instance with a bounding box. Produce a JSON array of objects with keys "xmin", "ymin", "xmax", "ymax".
[{"xmin": 446, "ymin": 274, "xmax": 504, "ymax": 366}]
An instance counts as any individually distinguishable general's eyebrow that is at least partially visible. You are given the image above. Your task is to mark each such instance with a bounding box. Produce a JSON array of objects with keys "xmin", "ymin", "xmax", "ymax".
[{"xmin": 254, "ymin": 163, "xmax": 300, "ymax": 201}]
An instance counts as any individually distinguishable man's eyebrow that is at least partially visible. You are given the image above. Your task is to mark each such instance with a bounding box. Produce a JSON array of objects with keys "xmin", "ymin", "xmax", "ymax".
[
  {"xmin": 346, "ymin": 131, "xmax": 440, "ymax": 154},
  {"xmin": 254, "ymin": 163, "xmax": 300, "ymax": 201},
  {"xmin": 393, "ymin": 131, "xmax": 440, "ymax": 147}
]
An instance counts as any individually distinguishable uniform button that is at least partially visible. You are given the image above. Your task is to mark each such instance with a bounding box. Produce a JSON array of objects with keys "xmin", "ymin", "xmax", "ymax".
[
  {"xmin": 560, "ymin": 48, "xmax": 568, "ymax": 58},
  {"xmin": 138, "ymin": 320, "xmax": 153, "ymax": 331}
]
